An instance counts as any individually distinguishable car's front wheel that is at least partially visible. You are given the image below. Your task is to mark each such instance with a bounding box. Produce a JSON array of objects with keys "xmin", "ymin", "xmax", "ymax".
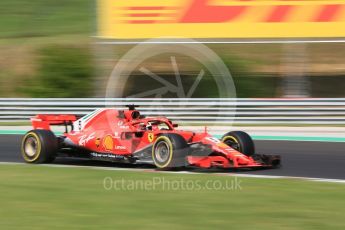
[
  {"xmin": 21, "ymin": 130, "xmax": 58, "ymax": 163},
  {"xmin": 221, "ymin": 131, "xmax": 255, "ymax": 157},
  {"xmin": 152, "ymin": 134, "xmax": 189, "ymax": 169}
]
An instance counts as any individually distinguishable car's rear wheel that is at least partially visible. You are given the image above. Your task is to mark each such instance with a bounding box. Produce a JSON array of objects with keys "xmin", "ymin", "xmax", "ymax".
[
  {"xmin": 152, "ymin": 134, "xmax": 188, "ymax": 169},
  {"xmin": 21, "ymin": 130, "xmax": 58, "ymax": 163},
  {"xmin": 221, "ymin": 131, "xmax": 255, "ymax": 156}
]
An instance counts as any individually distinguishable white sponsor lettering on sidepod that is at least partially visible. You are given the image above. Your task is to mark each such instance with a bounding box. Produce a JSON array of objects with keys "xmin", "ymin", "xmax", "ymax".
[
  {"xmin": 206, "ymin": 137, "xmax": 221, "ymax": 143},
  {"xmin": 115, "ymin": 145, "xmax": 126, "ymax": 150},
  {"xmin": 79, "ymin": 132, "xmax": 96, "ymax": 146}
]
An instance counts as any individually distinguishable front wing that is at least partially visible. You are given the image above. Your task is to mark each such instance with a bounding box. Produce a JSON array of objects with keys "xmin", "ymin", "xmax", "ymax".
[{"xmin": 187, "ymin": 154, "xmax": 281, "ymax": 169}]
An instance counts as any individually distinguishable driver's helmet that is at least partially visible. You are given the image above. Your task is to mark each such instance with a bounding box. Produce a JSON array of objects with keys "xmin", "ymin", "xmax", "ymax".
[
  {"xmin": 131, "ymin": 111, "xmax": 140, "ymax": 119},
  {"xmin": 146, "ymin": 122, "xmax": 158, "ymax": 131}
]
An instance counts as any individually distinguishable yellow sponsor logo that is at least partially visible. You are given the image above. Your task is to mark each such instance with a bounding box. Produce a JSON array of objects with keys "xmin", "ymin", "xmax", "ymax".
[
  {"xmin": 98, "ymin": 0, "xmax": 345, "ymax": 39},
  {"xmin": 103, "ymin": 135, "xmax": 114, "ymax": 151},
  {"xmin": 148, "ymin": 133, "xmax": 155, "ymax": 142},
  {"xmin": 217, "ymin": 142, "xmax": 229, "ymax": 148},
  {"xmin": 95, "ymin": 138, "xmax": 101, "ymax": 148}
]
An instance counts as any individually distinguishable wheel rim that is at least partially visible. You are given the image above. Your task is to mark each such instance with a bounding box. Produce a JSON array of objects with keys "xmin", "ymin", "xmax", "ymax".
[
  {"xmin": 223, "ymin": 137, "xmax": 241, "ymax": 152},
  {"xmin": 24, "ymin": 136, "xmax": 38, "ymax": 157},
  {"xmin": 155, "ymin": 141, "xmax": 170, "ymax": 163}
]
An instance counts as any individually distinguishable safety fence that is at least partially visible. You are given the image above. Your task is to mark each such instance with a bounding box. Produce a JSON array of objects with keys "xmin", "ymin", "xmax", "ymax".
[{"xmin": 1, "ymin": 98, "xmax": 345, "ymax": 125}]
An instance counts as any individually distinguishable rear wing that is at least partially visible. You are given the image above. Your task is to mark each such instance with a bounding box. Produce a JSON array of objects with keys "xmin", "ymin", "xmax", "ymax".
[{"xmin": 31, "ymin": 114, "xmax": 77, "ymax": 132}]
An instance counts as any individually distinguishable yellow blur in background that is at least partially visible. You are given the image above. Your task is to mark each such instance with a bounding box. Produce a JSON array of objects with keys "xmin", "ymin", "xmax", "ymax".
[{"xmin": 98, "ymin": 0, "xmax": 345, "ymax": 39}]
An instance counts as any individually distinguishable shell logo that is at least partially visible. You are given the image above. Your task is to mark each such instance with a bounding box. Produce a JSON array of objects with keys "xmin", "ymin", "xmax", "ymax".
[
  {"xmin": 103, "ymin": 135, "xmax": 114, "ymax": 151},
  {"xmin": 98, "ymin": 0, "xmax": 345, "ymax": 38}
]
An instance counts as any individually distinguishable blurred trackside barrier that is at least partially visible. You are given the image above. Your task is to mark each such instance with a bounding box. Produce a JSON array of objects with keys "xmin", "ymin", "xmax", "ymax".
[
  {"xmin": 98, "ymin": 0, "xmax": 345, "ymax": 39},
  {"xmin": 1, "ymin": 98, "xmax": 345, "ymax": 125}
]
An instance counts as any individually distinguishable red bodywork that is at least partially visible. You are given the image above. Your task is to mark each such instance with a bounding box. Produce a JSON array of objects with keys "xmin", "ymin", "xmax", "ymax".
[{"xmin": 30, "ymin": 108, "xmax": 279, "ymax": 169}]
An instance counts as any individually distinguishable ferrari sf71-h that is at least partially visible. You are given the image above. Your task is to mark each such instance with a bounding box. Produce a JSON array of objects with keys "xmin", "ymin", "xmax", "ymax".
[{"xmin": 21, "ymin": 105, "xmax": 280, "ymax": 170}]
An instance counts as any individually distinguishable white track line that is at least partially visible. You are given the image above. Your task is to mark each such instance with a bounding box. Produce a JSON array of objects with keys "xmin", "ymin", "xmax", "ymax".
[{"xmin": 1, "ymin": 162, "xmax": 345, "ymax": 184}]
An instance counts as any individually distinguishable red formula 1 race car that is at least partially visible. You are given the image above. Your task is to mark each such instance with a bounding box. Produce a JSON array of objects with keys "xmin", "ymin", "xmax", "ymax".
[{"xmin": 21, "ymin": 105, "xmax": 280, "ymax": 170}]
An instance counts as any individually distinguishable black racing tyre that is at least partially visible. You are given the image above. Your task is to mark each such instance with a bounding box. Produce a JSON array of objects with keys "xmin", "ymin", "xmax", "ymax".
[
  {"xmin": 152, "ymin": 134, "xmax": 189, "ymax": 169},
  {"xmin": 221, "ymin": 131, "xmax": 255, "ymax": 157},
  {"xmin": 21, "ymin": 130, "xmax": 58, "ymax": 163}
]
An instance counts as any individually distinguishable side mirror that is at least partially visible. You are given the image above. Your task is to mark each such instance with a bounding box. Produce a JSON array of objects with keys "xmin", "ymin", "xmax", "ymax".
[{"xmin": 173, "ymin": 124, "xmax": 178, "ymax": 128}]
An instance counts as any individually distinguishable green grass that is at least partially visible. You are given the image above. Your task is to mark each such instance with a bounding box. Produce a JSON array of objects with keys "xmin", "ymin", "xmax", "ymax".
[
  {"xmin": 0, "ymin": 164, "xmax": 345, "ymax": 230},
  {"xmin": 0, "ymin": 0, "xmax": 94, "ymax": 97},
  {"xmin": 0, "ymin": 0, "xmax": 94, "ymax": 39}
]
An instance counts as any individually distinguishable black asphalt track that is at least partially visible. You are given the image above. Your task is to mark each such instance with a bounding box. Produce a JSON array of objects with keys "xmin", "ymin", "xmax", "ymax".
[{"xmin": 1, "ymin": 134, "xmax": 345, "ymax": 180}]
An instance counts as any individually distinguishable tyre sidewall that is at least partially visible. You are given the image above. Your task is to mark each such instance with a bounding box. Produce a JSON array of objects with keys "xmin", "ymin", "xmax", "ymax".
[
  {"xmin": 152, "ymin": 134, "xmax": 188, "ymax": 169},
  {"xmin": 21, "ymin": 130, "xmax": 57, "ymax": 163}
]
